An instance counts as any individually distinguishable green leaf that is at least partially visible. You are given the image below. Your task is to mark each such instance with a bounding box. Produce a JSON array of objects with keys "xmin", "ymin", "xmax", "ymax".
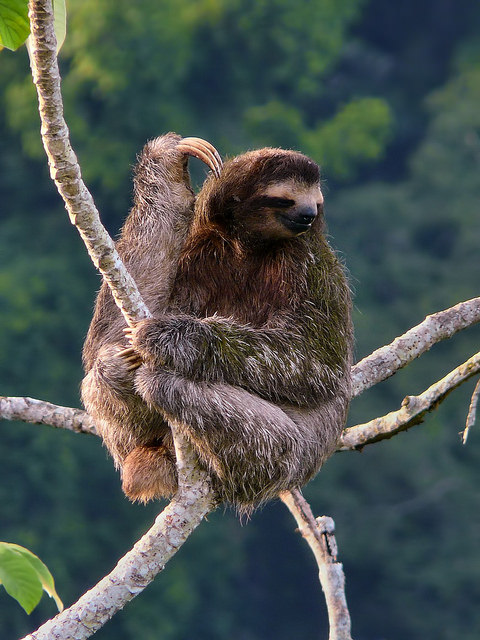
[
  {"xmin": 0, "ymin": 0, "xmax": 30, "ymax": 50},
  {"xmin": 0, "ymin": 542, "xmax": 63, "ymax": 614},
  {"xmin": 53, "ymin": 0, "xmax": 66, "ymax": 52},
  {"xmin": 0, "ymin": 543, "xmax": 43, "ymax": 613}
]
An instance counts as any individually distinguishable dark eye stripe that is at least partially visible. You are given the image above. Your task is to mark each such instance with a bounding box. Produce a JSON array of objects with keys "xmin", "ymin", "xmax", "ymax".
[{"xmin": 253, "ymin": 196, "xmax": 295, "ymax": 209}]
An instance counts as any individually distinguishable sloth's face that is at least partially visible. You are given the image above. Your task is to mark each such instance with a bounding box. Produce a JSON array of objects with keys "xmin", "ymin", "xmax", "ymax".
[{"xmin": 239, "ymin": 181, "xmax": 324, "ymax": 241}]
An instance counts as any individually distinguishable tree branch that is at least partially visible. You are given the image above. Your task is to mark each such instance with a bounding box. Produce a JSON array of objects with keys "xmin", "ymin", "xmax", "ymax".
[
  {"xmin": 4, "ymin": 350, "xmax": 478, "ymax": 452},
  {"xmin": 28, "ymin": 0, "xmax": 147, "ymax": 326},
  {"xmin": 20, "ymin": 435, "xmax": 214, "ymax": 640},
  {"xmin": 280, "ymin": 489, "xmax": 352, "ymax": 640},
  {"xmin": 352, "ymin": 297, "xmax": 480, "ymax": 397},
  {"xmin": 0, "ymin": 396, "xmax": 96, "ymax": 435},
  {"xmin": 341, "ymin": 351, "xmax": 480, "ymax": 450}
]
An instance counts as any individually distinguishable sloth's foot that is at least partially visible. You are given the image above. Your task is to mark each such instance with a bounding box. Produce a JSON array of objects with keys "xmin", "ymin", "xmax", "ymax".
[{"xmin": 122, "ymin": 445, "xmax": 178, "ymax": 503}]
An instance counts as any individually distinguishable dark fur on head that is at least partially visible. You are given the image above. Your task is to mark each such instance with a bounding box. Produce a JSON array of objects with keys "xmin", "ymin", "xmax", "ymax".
[
  {"xmin": 81, "ymin": 134, "xmax": 353, "ymax": 513},
  {"xmin": 194, "ymin": 148, "xmax": 320, "ymax": 231}
]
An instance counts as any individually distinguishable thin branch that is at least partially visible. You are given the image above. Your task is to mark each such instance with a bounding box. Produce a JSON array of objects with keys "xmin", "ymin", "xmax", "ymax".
[
  {"xmin": 341, "ymin": 352, "xmax": 480, "ymax": 450},
  {"xmin": 462, "ymin": 377, "xmax": 480, "ymax": 444},
  {"xmin": 280, "ymin": 489, "xmax": 352, "ymax": 640},
  {"xmin": 0, "ymin": 396, "xmax": 96, "ymax": 435},
  {"xmin": 21, "ymin": 435, "xmax": 214, "ymax": 640},
  {"xmin": 352, "ymin": 297, "xmax": 480, "ymax": 397}
]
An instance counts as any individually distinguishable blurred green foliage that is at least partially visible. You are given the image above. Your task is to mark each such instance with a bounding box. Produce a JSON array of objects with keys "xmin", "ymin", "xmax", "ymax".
[{"xmin": 0, "ymin": 0, "xmax": 479, "ymax": 638}]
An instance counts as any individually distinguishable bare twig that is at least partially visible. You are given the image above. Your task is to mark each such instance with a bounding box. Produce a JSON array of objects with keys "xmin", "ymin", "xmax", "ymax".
[
  {"xmin": 462, "ymin": 377, "xmax": 480, "ymax": 444},
  {"xmin": 341, "ymin": 352, "xmax": 480, "ymax": 450},
  {"xmin": 352, "ymin": 298, "xmax": 480, "ymax": 397},
  {"xmin": 280, "ymin": 489, "xmax": 352, "ymax": 640}
]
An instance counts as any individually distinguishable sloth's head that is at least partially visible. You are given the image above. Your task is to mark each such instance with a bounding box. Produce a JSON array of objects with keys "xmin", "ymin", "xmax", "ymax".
[{"xmin": 195, "ymin": 148, "xmax": 324, "ymax": 245}]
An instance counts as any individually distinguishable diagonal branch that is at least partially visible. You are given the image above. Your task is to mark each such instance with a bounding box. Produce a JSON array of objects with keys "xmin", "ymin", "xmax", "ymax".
[
  {"xmin": 462, "ymin": 377, "xmax": 480, "ymax": 444},
  {"xmin": 342, "ymin": 352, "xmax": 480, "ymax": 450},
  {"xmin": 28, "ymin": 0, "xmax": 147, "ymax": 326},
  {"xmin": 20, "ymin": 434, "xmax": 214, "ymax": 640},
  {"xmin": 352, "ymin": 297, "xmax": 480, "ymax": 397}
]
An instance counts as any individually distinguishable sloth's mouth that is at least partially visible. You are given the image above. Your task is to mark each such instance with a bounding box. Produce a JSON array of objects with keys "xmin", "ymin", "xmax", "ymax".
[{"xmin": 276, "ymin": 212, "xmax": 316, "ymax": 234}]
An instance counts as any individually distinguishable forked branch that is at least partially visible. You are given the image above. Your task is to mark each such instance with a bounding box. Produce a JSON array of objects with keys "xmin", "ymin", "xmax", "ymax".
[
  {"xmin": 280, "ymin": 490, "xmax": 352, "ymax": 640},
  {"xmin": 341, "ymin": 351, "xmax": 480, "ymax": 450},
  {"xmin": 352, "ymin": 297, "xmax": 480, "ymax": 396}
]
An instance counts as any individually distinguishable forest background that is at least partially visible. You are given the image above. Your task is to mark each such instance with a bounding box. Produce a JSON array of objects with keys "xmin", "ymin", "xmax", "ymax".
[{"xmin": 1, "ymin": 0, "xmax": 480, "ymax": 638}]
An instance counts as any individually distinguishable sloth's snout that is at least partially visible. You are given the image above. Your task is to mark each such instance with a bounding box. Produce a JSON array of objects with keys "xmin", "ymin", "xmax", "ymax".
[
  {"xmin": 294, "ymin": 206, "xmax": 317, "ymax": 226},
  {"xmin": 277, "ymin": 205, "xmax": 317, "ymax": 233}
]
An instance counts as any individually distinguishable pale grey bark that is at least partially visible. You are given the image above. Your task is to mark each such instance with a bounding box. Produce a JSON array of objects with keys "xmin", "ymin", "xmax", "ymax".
[
  {"xmin": 0, "ymin": 396, "xmax": 96, "ymax": 435},
  {"xmin": 352, "ymin": 297, "xmax": 480, "ymax": 397},
  {"xmin": 21, "ymin": 433, "xmax": 214, "ymax": 640},
  {"xmin": 280, "ymin": 490, "xmax": 352, "ymax": 640},
  {"xmin": 28, "ymin": 0, "xmax": 148, "ymax": 326},
  {"xmin": 341, "ymin": 351, "xmax": 480, "ymax": 450},
  {"xmin": 462, "ymin": 377, "xmax": 480, "ymax": 444}
]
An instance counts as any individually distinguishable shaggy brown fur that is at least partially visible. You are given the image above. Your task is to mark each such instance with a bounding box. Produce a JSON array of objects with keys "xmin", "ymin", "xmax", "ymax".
[{"xmin": 81, "ymin": 133, "xmax": 353, "ymax": 512}]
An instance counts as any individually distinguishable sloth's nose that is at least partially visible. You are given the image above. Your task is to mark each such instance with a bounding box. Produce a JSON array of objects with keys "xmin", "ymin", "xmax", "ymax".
[{"xmin": 295, "ymin": 206, "xmax": 317, "ymax": 225}]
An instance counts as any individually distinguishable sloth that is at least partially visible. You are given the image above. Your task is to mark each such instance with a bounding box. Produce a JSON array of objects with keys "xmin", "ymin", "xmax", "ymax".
[{"xmin": 81, "ymin": 133, "xmax": 353, "ymax": 511}]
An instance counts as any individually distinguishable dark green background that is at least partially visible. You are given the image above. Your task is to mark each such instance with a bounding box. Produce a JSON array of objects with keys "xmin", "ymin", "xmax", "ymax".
[{"xmin": 1, "ymin": 0, "xmax": 480, "ymax": 638}]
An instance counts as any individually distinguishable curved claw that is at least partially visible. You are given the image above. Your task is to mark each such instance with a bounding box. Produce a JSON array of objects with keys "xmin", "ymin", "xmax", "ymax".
[
  {"xmin": 117, "ymin": 345, "xmax": 142, "ymax": 371},
  {"xmin": 117, "ymin": 346, "xmax": 136, "ymax": 358},
  {"xmin": 177, "ymin": 136, "xmax": 223, "ymax": 178}
]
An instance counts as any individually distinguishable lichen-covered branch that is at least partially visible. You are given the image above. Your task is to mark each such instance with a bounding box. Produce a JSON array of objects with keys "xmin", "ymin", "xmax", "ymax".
[
  {"xmin": 21, "ymin": 436, "xmax": 214, "ymax": 640},
  {"xmin": 280, "ymin": 489, "xmax": 352, "ymax": 640},
  {"xmin": 0, "ymin": 396, "xmax": 96, "ymax": 435},
  {"xmin": 341, "ymin": 351, "xmax": 480, "ymax": 450},
  {"xmin": 352, "ymin": 297, "xmax": 480, "ymax": 397},
  {"xmin": 28, "ymin": 0, "xmax": 147, "ymax": 326}
]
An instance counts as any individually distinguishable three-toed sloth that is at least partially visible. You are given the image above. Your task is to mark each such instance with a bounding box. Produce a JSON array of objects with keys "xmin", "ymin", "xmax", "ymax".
[{"xmin": 81, "ymin": 133, "xmax": 353, "ymax": 512}]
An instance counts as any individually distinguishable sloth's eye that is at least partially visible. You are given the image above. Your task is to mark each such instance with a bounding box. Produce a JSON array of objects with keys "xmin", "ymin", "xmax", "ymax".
[
  {"xmin": 267, "ymin": 197, "xmax": 295, "ymax": 209},
  {"xmin": 253, "ymin": 196, "xmax": 295, "ymax": 209}
]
